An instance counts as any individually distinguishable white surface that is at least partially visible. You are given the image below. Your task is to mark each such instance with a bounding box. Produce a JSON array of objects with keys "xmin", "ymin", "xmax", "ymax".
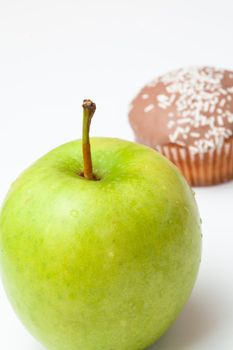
[{"xmin": 0, "ymin": 1, "xmax": 232, "ymax": 349}]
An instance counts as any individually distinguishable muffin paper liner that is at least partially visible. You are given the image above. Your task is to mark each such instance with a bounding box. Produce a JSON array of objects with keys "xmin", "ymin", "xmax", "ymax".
[{"xmin": 155, "ymin": 138, "xmax": 233, "ymax": 186}]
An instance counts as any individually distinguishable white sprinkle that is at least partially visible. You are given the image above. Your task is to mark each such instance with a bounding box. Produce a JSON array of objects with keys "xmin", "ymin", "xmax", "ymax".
[
  {"xmin": 158, "ymin": 103, "xmax": 168, "ymax": 110},
  {"xmin": 157, "ymin": 94, "xmax": 169, "ymax": 102},
  {"xmin": 227, "ymin": 87, "xmax": 233, "ymax": 93},
  {"xmin": 227, "ymin": 95, "xmax": 232, "ymax": 101},
  {"xmin": 169, "ymin": 94, "xmax": 176, "ymax": 105},
  {"xmin": 210, "ymin": 97, "xmax": 218, "ymax": 105},
  {"xmin": 157, "ymin": 94, "xmax": 176, "ymax": 108},
  {"xmin": 142, "ymin": 94, "xmax": 149, "ymax": 100},
  {"xmin": 176, "ymin": 104, "xmax": 187, "ymax": 112},
  {"xmin": 217, "ymin": 108, "xmax": 222, "ymax": 114},
  {"xmin": 206, "ymin": 116, "xmax": 215, "ymax": 128},
  {"xmin": 217, "ymin": 116, "xmax": 223, "ymax": 126},
  {"xmin": 227, "ymin": 113, "xmax": 233, "ymax": 123},
  {"xmin": 176, "ymin": 141, "xmax": 186, "ymax": 146},
  {"xmin": 207, "ymin": 140, "xmax": 214, "ymax": 147},
  {"xmin": 182, "ymin": 110, "xmax": 191, "ymax": 117},
  {"xmin": 170, "ymin": 126, "xmax": 190, "ymax": 142},
  {"xmin": 220, "ymin": 88, "xmax": 227, "ymax": 95},
  {"xmin": 168, "ymin": 112, "xmax": 174, "ymax": 117},
  {"xmin": 190, "ymin": 132, "xmax": 200, "ymax": 138},
  {"xmin": 177, "ymin": 118, "xmax": 192, "ymax": 124},
  {"xmin": 167, "ymin": 120, "xmax": 175, "ymax": 129},
  {"xmin": 209, "ymin": 104, "xmax": 216, "ymax": 113},
  {"xmin": 189, "ymin": 146, "xmax": 198, "ymax": 155},
  {"xmin": 144, "ymin": 104, "xmax": 154, "ymax": 113},
  {"xmin": 204, "ymin": 101, "xmax": 209, "ymax": 112},
  {"xmin": 220, "ymin": 99, "xmax": 226, "ymax": 107}
]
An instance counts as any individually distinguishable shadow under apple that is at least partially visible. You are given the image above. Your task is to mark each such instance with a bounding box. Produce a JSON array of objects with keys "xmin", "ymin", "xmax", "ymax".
[{"xmin": 148, "ymin": 287, "xmax": 222, "ymax": 350}]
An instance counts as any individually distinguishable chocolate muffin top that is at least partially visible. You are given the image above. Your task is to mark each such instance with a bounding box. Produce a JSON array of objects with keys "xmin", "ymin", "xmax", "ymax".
[{"xmin": 129, "ymin": 67, "xmax": 233, "ymax": 155}]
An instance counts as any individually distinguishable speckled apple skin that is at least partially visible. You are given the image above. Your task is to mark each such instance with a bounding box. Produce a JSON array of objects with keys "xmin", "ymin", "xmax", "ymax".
[{"xmin": 0, "ymin": 138, "xmax": 201, "ymax": 350}]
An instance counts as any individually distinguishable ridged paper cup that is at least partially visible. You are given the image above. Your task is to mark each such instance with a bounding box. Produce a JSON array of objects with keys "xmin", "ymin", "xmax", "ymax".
[{"xmin": 155, "ymin": 137, "xmax": 233, "ymax": 186}]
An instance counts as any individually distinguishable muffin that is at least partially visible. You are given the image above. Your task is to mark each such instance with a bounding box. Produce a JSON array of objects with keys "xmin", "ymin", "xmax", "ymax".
[{"xmin": 129, "ymin": 66, "xmax": 233, "ymax": 186}]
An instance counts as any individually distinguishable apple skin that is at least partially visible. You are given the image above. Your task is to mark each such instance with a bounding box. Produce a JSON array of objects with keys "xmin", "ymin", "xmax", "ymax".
[{"xmin": 0, "ymin": 138, "xmax": 201, "ymax": 350}]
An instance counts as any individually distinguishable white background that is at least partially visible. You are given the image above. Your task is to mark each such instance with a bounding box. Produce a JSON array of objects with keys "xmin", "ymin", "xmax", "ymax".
[{"xmin": 0, "ymin": 1, "xmax": 233, "ymax": 349}]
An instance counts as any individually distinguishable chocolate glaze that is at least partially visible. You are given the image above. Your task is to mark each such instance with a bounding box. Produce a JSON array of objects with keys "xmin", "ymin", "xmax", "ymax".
[{"xmin": 129, "ymin": 67, "xmax": 233, "ymax": 155}]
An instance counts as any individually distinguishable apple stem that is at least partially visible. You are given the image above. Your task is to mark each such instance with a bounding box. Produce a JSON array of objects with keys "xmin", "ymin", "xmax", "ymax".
[{"xmin": 82, "ymin": 99, "xmax": 96, "ymax": 180}]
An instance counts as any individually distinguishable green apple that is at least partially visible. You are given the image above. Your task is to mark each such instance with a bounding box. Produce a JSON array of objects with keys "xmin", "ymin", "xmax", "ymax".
[{"xmin": 0, "ymin": 100, "xmax": 201, "ymax": 350}]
